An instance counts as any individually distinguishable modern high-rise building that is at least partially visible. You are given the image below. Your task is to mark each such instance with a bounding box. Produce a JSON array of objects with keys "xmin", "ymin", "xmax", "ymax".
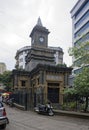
[{"xmin": 70, "ymin": 0, "xmax": 89, "ymax": 74}]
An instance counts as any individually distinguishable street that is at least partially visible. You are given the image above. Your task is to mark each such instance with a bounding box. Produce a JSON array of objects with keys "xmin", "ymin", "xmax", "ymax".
[{"xmin": 4, "ymin": 104, "xmax": 89, "ymax": 130}]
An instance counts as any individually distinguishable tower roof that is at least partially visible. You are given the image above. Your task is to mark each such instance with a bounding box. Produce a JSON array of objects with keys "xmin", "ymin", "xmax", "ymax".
[
  {"xmin": 37, "ymin": 17, "xmax": 43, "ymax": 26},
  {"xmin": 30, "ymin": 17, "xmax": 50, "ymax": 37}
]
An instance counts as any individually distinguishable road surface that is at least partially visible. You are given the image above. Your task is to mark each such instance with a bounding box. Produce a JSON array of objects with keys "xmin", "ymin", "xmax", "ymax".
[{"xmin": 4, "ymin": 104, "xmax": 89, "ymax": 130}]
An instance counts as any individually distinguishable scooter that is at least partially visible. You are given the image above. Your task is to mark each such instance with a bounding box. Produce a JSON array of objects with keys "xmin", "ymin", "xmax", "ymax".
[
  {"xmin": 8, "ymin": 98, "xmax": 14, "ymax": 107},
  {"xmin": 35, "ymin": 104, "xmax": 54, "ymax": 116}
]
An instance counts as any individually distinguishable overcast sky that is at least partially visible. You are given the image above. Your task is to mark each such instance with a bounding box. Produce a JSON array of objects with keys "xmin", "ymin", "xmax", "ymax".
[{"xmin": 0, "ymin": 0, "xmax": 78, "ymax": 70}]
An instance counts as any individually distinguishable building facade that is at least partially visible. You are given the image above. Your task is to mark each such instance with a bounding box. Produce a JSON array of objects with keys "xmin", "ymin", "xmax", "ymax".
[
  {"xmin": 15, "ymin": 46, "xmax": 63, "ymax": 71},
  {"xmin": 12, "ymin": 18, "xmax": 72, "ymax": 110},
  {"xmin": 0, "ymin": 62, "xmax": 6, "ymax": 74},
  {"xmin": 70, "ymin": 0, "xmax": 89, "ymax": 74},
  {"xmin": 12, "ymin": 64, "xmax": 72, "ymax": 109},
  {"xmin": 15, "ymin": 46, "xmax": 31, "ymax": 69}
]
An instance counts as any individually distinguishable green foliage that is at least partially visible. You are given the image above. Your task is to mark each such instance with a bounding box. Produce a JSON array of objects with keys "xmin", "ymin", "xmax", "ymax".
[
  {"xmin": 68, "ymin": 41, "xmax": 89, "ymax": 66},
  {"xmin": 0, "ymin": 71, "xmax": 12, "ymax": 91},
  {"xmin": 61, "ymin": 102, "xmax": 77, "ymax": 111},
  {"xmin": 74, "ymin": 67, "xmax": 89, "ymax": 96},
  {"xmin": 68, "ymin": 41, "xmax": 89, "ymax": 96},
  {"xmin": 64, "ymin": 87, "xmax": 77, "ymax": 95},
  {"xmin": 68, "ymin": 41, "xmax": 89, "ymax": 111},
  {"xmin": 56, "ymin": 63, "xmax": 67, "ymax": 67}
]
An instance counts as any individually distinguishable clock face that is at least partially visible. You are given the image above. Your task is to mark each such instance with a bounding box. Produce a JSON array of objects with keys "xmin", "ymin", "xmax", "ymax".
[{"xmin": 39, "ymin": 37, "xmax": 44, "ymax": 43}]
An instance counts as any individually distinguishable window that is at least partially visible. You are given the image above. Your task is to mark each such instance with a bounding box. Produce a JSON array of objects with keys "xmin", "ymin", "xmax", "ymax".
[
  {"xmin": 75, "ymin": 10, "xmax": 89, "ymax": 29},
  {"xmin": 74, "ymin": 32, "xmax": 89, "ymax": 46},
  {"xmin": 21, "ymin": 80, "xmax": 26, "ymax": 87},
  {"xmin": 75, "ymin": 1, "xmax": 89, "ymax": 19},
  {"xmin": 74, "ymin": 22, "xmax": 89, "ymax": 38}
]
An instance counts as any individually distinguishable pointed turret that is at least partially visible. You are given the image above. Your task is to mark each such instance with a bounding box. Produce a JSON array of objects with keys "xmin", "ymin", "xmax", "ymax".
[{"xmin": 37, "ymin": 17, "xmax": 43, "ymax": 26}]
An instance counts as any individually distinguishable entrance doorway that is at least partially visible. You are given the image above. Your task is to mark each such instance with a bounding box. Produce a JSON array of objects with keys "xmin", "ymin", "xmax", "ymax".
[{"xmin": 48, "ymin": 88, "xmax": 59, "ymax": 103}]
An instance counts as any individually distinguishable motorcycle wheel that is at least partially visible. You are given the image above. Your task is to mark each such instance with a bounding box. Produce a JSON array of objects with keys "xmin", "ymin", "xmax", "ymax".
[{"xmin": 48, "ymin": 109, "xmax": 54, "ymax": 116}]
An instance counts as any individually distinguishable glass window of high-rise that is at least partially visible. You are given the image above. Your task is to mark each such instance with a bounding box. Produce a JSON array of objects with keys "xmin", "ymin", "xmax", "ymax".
[{"xmin": 70, "ymin": 0, "xmax": 89, "ymax": 73}]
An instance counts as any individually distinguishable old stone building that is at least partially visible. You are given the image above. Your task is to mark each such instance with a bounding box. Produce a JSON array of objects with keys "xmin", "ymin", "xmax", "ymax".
[
  {"xmin": 25, "ymin": 17, "xmax": 63, "ymax": 71},
  {"xmin": 12, "ymin": 18, "xmax": 72, "ymax": 110}
]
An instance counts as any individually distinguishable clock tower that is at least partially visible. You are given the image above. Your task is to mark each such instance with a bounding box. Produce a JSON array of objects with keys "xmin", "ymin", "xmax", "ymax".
[
  {"xmin": 25, "ymin": 18, "xmax": 63, "ymax": 71},
  {"xmin": 30, "ymin": 17, "xmax": 50, "ymax": 48}
]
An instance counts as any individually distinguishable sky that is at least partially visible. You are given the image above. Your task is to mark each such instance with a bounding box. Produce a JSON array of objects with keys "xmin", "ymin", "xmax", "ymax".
[{"xmin": 0, "ymin": 0, "xmax": 78, "ymax": 70}]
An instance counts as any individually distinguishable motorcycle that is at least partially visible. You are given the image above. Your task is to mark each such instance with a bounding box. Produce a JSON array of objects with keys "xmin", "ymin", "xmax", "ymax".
[
  {"xmin": 8, "ymin": 98, "xmax": 14, "ymax": 107},
  {"xmin": 35, "ymin": 103, "xmax": 54, "ymax": 116}
]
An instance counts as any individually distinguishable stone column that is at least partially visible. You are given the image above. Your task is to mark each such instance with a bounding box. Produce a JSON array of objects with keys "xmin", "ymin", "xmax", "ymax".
[{"xmin": 59, "ymin": 82, "xmax": 64, "ymax": 105}]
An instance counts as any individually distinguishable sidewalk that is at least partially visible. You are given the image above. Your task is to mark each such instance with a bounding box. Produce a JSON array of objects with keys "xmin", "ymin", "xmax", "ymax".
[
  {"xmin": 13, "ymin": 103, "xmax": 89, "ymax": 119},
  {"xmin": 54, "ymin": 109, "xmax": 89, "ymax": 119}
]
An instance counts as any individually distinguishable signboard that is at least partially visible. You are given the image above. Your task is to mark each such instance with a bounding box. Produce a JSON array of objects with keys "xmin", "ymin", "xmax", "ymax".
[{"xmin": 46, "ymin": 75, "xmax": 62, "ymax": 81}]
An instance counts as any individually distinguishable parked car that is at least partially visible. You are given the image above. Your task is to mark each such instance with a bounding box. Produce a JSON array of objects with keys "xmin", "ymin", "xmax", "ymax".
[{"xmin": 0, "ymin": 102, "xmax": 8, "ymax": 129}]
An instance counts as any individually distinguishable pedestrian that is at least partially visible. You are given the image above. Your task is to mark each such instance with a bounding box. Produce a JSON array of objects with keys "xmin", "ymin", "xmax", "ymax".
[{"xmin": 0, "ymin": 93, "xmax": 2, "ymax": 102}]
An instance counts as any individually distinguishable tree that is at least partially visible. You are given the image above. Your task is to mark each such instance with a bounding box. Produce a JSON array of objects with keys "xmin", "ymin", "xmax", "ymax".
[
  {"xmin": 68, "ymin": 41, "xmax": 89, "ymax": 111},
  {"xmin": 74, "ymin": 67, "xmax": 89, "ymax": 111},
  {"xmin": 68, "ymin": 41, "xmax": 89, "ymax": 67},
  {"xmin": 0, "ymin": 71, "xmax": 12, "ymax": 91}
]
